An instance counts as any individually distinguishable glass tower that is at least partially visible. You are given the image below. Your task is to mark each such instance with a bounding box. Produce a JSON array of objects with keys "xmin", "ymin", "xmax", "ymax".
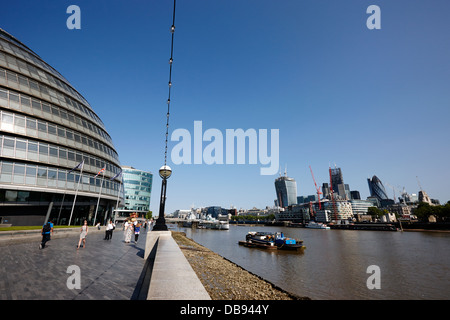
[
  {"xmin": 367, "ymin": 175, "xmax": 389, "ymax": 201},
  {"xmin": 0, "ymin": 28, "xmax": 122, "ymax": 226},
  {"xmin": 275, "ymin": 172, "xmax": 297, "ymax": 208}
]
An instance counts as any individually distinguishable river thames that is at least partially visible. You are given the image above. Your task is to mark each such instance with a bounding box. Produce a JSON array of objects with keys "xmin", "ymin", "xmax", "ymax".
[{"xmin": 173, "ymin": 224, "xmax": 450, "ymax": 300}]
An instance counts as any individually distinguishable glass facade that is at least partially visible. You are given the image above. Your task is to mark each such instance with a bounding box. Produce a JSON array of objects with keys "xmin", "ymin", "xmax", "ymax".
[
  {"xmin": 367, "ymin": 175, "xmax": 389, "ymax": 202},
  {"xmin": 121, "ymin": 166, "xmax": 153, "ymax": 213},
  {"xmin": 0, "ymin": 28, "xmax": 122, "ymax": 226},
  {"xmin": 275, "ymin": 175, "xmax": 297, "ymax": 208},
  {"xmin": 205, "ymin": 206, "xmax": 230, "ymax": 219},
  {"xmin": 350, "ymin": 199, "xmax": 374, "ymax": 215}
]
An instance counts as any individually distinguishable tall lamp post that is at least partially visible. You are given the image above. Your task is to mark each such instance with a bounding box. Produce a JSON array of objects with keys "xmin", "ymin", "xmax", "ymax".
[
  {"xmin": 153, "ymin": 165, "xmax": 172, "ymax": 231},
  {"xmin": 153, "ymin": 0, "xmax": 177, "ymax": 231}
]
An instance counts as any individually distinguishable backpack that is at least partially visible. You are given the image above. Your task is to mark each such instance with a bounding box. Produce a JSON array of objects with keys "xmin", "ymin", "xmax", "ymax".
[{"xmin": 43, "ymin": 222, "xmax": 51, "ymax": 233}]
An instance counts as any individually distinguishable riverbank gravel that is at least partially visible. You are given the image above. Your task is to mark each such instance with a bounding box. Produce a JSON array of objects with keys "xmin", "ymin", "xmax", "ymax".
[{"xmin": 171, "ymin": 231, "xmax": 309, "ymax": 300}]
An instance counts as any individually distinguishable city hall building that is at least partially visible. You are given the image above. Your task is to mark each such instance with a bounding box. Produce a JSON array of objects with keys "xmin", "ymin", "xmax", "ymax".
[{"xmin": 0, "ymin": 28, "xmax": 123, "ymax": 226}]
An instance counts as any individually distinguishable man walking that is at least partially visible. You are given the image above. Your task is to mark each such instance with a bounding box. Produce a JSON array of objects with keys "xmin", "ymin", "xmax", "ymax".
[
  {"xmin": 39, "ymin": 219, "xmax": 53, "ymax": 249},
  {"xmin": 104, "ymin": 220, "xmax": 114, "ymax": 240}
]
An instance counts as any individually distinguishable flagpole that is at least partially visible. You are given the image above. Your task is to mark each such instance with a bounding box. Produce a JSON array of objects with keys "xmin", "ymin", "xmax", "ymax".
[
  {"xmin": 112, "ymin": 171, "xmax": 123, "ymax": 224},
  {"xmin": 57, "ymin": 191, "xmax": 66, "ymax": 225},
  {"xmin": 93, "ymin": 168, "xmax": 105, "ymax": 226},
  {"xmin": 68, "ymin": 160, "xmax": 84, "ymax": 226}
]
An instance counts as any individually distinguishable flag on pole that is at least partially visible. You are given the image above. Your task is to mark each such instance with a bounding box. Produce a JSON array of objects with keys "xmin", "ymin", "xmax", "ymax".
[
  {"xmin": 95, "ymin": 167, "xmax": 105, "ymax": 177},
  {"xmin": 68, "ymin": 159, "xmax": 84, "ymax": 174},
  {"xmin": 110, "ymin": 169, "xmax": 122, "ymax": 181}
]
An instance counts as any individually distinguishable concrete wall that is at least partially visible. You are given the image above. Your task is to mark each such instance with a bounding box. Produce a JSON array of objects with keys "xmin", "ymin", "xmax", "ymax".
[{"xmin": 144, "ymin": 231, "xmax": 210, "ymax": 300}]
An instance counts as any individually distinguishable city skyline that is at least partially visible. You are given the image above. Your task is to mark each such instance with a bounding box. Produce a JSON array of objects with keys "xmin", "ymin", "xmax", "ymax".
[{"xmin": 1, "ymin": 1, "xmax": 449, "ymax": 214}]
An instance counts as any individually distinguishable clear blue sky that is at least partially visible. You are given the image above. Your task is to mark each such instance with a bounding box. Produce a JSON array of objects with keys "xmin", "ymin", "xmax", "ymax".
[{"xmin": 1, "ymin": 0, "xmax": 450, "ymax": 213}]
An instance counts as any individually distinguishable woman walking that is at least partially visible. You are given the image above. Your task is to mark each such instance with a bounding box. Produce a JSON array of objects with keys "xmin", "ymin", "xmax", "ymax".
[
  {"xmin": 124, "ymin": 220, "xmax": 133, "ymax": 243},
  {"xmin": 77, "ymin": 220, "xmax": 88, "ymax": 249}
]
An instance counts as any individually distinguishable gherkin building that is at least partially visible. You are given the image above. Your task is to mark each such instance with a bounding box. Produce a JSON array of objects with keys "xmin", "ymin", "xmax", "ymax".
[
  {"xmin": 0, "ymin": 28, "xmax": 123, "ymax": 226},
  {"xmin": 367, "ymin": 175, "xmax": 389, "ymax": 202}
]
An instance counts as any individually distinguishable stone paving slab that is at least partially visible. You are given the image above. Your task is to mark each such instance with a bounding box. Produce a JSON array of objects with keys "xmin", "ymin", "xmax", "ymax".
[{"xmin": 0, "ymin": 227, "xmax": 148, "ymax": 300}]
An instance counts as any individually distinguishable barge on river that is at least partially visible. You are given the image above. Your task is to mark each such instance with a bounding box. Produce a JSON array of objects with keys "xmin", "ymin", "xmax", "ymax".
[{"xmin": 238, "ymin": 231, "xmax": 305, "ymax": 251}]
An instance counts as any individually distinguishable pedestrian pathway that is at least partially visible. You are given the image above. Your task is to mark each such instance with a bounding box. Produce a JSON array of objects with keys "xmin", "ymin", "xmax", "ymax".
[{"xmin": 0, "ymin": 226, "xmax": 149, "ymax": 300}]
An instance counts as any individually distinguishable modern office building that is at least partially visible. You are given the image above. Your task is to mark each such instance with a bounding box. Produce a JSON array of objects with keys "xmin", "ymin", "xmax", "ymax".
[
  {"xmin": 275, "ymin": 171, "xmax": 297, "ymax": 208},
  {"xmin": 0, "ymin": 29, "xmax": 122, "ymax": 226},
  {"xmin": 322, "ymin": 182, "xmax": 330, "ymax": 199},
  {"xmin": 275, "ymin": 204, "xmax": 309, "ymax": 223},
  {"xmin": 350, "ymin": 199, "xmax": 373, "ymax": 215},
  {"xmin": 367, "ymin": 175, "xmax": 389, "ymax": 202},
  {"xmin": 114, "ymin": 166, "xmax": 152, "ymax": 222},
  {"xmin": 350, "ymin": 190, "xmax": 361, "ymax": 200},
  {"xmin": 330, "ymin": 167, "xmax": 344, "ymax": 190},
  {"xmin": 322, "ymin": 200, "xmax": 354, "ymax": 222},
  {"xmin": 297, "ymin": 194, "xmax": 318, "ymax": 204},
  {"xmin": 330, "ymin": 167, "xmax": 350, "ymax": 200},
  {"xmin": 204, "ymin": 206, "xmax": 230, "ymax": 219}
]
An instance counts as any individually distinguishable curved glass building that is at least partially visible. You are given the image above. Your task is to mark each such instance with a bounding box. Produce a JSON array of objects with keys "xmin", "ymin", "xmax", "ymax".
[
  {"xmin": 0, "ymin": 29, "xmax": 122, "ymax": 226},
  {"xmin": 367, "ymin": 175, "xmax": 389, "ymax": 202},
  {"xmin": 275, "ymin": 172, "xmax": 297, "ymax": 208}
]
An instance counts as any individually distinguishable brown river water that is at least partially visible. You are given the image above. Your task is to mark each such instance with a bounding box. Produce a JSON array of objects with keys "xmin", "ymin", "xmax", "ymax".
[{"xmin": 174, "ymin": 224, "xmax": 450, "ymax": 300}]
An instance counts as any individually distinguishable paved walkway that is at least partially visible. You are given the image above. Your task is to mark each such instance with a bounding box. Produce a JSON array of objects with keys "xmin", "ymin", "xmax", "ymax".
[{"xmin": 0, "ymin": 227, "xmax": 149, "ymax": 300}]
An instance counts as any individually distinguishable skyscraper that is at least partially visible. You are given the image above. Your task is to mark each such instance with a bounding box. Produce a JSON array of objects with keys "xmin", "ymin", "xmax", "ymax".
[
  {"xmin": 322, "ymin": 183, "xmax": 330, "ymax": 199},
  {"xmin": 275, "ymin": 170, "xmax": 297, "ymax": 208},
  {"xmin": 367, "ymin": 175, "xmax": 389, "ymax": 201},
  {"xmin": 330, "ymin": 167, "xmax": 350, "ymax": 200},
  {"xmin": 330, "ymin": 167, "xmax": 343, "ymax": 191}
]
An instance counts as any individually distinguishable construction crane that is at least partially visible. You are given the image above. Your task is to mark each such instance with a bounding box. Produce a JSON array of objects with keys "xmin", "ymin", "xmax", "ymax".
[
  {"xmin": 416, "ymin": 176, "xmax": 423, "ymax": 192},
  {"xmin": 309, "ymin": 165, "xmax": 322, "ymax": 210},
  {"xmin": 386, "ymin": 182, "xmax": 409, "ymax": 203},
  {"xmin": 384, "ymin": 181, "xmax": 398, "ymax": 203}
]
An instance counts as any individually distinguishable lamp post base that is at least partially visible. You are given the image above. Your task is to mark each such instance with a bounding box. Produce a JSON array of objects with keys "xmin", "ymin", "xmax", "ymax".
[
  {"xmin": 152, "ymin": 217, "xmax": 168, "ymax": 231},
  {"xmin": 153, "ymin": 176, "xmax": 169, "ymax": 231}
]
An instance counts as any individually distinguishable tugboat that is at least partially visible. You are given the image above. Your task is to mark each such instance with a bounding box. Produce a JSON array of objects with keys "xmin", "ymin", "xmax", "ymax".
[{"xmin": 239, "ymin": 231, "xmax": 305, "ymax": 251}]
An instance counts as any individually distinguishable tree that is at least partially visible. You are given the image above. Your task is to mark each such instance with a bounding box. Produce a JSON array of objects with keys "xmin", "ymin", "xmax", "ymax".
[
  {"xmin": 415, "ymin": 202, "xmax": 434, "ymax": 221},
  {"xmin": 442, "ymin": 202, "xmax": 450, "ymax": 221},
  {"xmin": 367, "ymin": 207, "xmax": 383, "ymax": 221}
]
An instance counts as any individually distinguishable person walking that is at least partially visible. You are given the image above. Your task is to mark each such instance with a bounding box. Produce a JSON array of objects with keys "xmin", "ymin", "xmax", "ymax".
[
  {"xmin": 110, "ymin": 220, "xmax": 115, "ymax": 239},
  {"xmin": 104, "ymin": 220, "xmax": 114, "ymax": 240},
  {"xmin": 104, "ymin": 221, "xmax": 110, "ymax": 240},
  {"xmin": 77, "ymin": 220, "xmax": 88, "ymax": 249},
  {"xmin": 39, "ymin": 219, "xmax": 53, "ymax": 249},
  {"xmin": 124, "ymin": 220, "xmax": 133, "ymax": 243},
  {"xmin": 134, "ymin": 223, "xmax": 141, "ymax": 244}
]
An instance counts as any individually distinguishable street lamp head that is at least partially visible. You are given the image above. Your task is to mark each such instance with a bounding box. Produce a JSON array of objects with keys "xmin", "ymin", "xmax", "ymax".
[{"xmin": 159, "ymin": 165, "xmax": 172, "ymax": 179}]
